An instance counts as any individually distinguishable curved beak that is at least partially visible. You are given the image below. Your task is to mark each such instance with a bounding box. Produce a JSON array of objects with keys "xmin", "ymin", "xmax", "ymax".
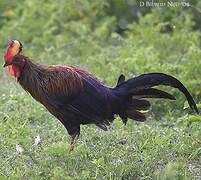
[{"xmin": 3, "ymin": 60, "xmax": 13, "ymax": 67}]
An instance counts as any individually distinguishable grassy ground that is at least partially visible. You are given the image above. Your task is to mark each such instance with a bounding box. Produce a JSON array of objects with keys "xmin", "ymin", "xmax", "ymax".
[
  {"xmin": 0, "ymin": 0, "xmax": 201, "ymax": 179},
  {"xmin": 0, "ymin": 87, "xmax": 200, "ymax": 179}
]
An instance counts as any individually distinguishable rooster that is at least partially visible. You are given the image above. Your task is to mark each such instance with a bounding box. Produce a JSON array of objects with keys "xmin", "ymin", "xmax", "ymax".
[{"xmin": 3, "ymin": 40, "xmax": 199, "ymax": 150}]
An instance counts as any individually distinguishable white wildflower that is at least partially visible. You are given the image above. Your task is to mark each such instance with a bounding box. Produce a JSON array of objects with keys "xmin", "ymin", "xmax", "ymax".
[
  {"xmin": 16, "ymin": 144, "xmax": 23, "ymax": 154},
  {"xmin": 34, "ymin": 135, "xmax": 41, "ymax": 145}
]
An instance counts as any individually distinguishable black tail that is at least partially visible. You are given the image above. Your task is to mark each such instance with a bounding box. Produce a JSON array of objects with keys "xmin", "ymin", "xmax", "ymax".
[{"xmin": 113, "ymin": 73, "xmax": 199, "ymax": 123}]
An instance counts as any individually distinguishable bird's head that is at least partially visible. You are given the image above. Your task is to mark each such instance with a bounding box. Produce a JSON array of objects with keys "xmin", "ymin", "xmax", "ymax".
[
  {"xmin": 4, "ymin": 40, "xmax": 23, "ymax": 66},
  {"xmin": 3, "ymin": 40, "xmax": 24, "ymax": 78}
]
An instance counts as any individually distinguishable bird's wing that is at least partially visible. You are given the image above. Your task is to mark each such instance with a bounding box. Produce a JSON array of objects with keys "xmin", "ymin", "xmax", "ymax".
[
  {"xmin": 68, "ymin": 79, "xmax": 111, "ymax": 124},
  {"xmin": 43, "ymin": 66, "xmax": 113, "ymax": 124}
]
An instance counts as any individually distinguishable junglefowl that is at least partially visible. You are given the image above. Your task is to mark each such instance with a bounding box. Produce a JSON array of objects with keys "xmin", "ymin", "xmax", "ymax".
[{"xmin": 3, "ymin": 40, "xmax": 199, "ymax": 150}]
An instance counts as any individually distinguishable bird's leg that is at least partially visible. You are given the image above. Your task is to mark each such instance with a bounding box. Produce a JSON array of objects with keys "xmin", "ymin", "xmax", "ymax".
[
  {"xmin": 69, "ymin": 131, "xmax": 80, "ymax": 152},
  {"xmin": 66, "ymin": 126, "xmax": 80, "ymax": 152},
  {"xmin": 69, "ymin": 134, "xmax": 77, "ymax": 151}
]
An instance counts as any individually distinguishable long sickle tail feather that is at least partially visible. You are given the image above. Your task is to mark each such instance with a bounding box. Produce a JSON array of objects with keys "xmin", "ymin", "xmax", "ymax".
[
  {"xmin": 132, "ymin": 88, "xmax": 176, "ymax": 100},
  {"xmin": 113, "ymin": 73, "xmax": 199, "ymax": 114},
  {"xmin": 116, "ymin": 74, "xmax": 176, "ymax": 100}
]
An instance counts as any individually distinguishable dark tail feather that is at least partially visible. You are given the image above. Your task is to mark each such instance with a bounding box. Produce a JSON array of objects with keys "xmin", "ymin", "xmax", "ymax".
[
  {"xmin": 116, "ymin": 75, "xmax": 175, "ymax": 100},
  {"xmin": 116, "ymin": 74, "xmax": 125, "ymax": 86},
  {"xmin": 128, "ymin": 98, "xmax": 151, "ymax": 111},
  {"xmin": 132, "ymin": 88, "xmax": 176, "ymax": 100},
  {"xmin": 113, "ymin": 73, "xmax": 199, "ymax": 114},
  {"xmin": 119, "ymin": 99, "xmax": 149, "ymax": 124},
  {"xmin": 126, "ymin": 109, "xmax": 146, "ymax": 121}
]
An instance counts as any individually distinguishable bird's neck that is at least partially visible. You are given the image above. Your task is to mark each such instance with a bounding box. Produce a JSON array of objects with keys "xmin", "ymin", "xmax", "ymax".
[{"xmin": 18, "ymin": 56, "xmax": 46, "ymax": 101}]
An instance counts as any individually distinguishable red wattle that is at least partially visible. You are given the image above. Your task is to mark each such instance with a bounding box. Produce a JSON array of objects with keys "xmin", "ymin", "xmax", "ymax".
[{"xmin": 7, "ymin": 65, "xmax": 20, "ymax": 78}]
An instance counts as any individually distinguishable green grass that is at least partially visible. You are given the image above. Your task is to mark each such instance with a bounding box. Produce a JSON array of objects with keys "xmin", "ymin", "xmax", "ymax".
[
  {"xmin": 0, "ymin": 90, "xmax": 200, "ymax": 179},
  {"xmin": 0, "ymin": 0, "xmax": 201, "ymax": 179}
]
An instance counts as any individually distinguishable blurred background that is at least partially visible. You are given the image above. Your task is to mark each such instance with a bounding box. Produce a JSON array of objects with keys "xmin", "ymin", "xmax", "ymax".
[{"xmin": 0, "ymin": 0, "xmax": 201, "ymax": 179}]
